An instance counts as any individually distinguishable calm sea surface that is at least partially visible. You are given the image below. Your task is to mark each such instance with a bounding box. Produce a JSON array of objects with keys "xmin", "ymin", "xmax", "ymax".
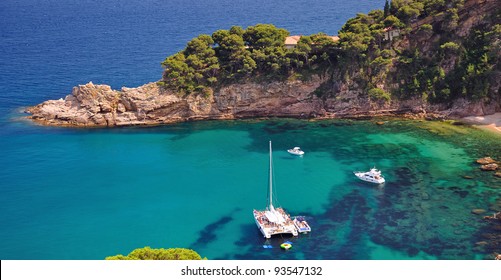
[{"xmin": 1, "ymin": 0, "xmax": 500, "ymax": 260}]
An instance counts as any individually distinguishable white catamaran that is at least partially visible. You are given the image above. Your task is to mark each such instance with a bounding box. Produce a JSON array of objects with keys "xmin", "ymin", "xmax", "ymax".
[{"xmin": 253, "ymin": 141, "xmax": 298, "ymax": 238}]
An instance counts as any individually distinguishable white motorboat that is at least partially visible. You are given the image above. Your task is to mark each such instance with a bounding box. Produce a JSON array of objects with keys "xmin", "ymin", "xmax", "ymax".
[
  {"xmin": 354, "ymin": 167, "xmax": 385, "ymax": 184},
  {"xmin": 293, "ymin": 216, "xmax": 311, "ymax": 233},
  {"xmin": 253, "ymin": 141, "xmax": 298, "ymax": 238},
  {"xmin": 287, "ymin": 147, "xmax": 304, "ymax": 156}
]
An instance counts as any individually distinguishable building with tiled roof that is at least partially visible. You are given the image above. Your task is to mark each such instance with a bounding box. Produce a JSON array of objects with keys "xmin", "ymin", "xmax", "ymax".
[
  {"xmin": 284, "ymin": 35, "xmax": 339, "ymax": 49},
  {"xmin": 284, "ymin": 35, "xmax": 302, "ymax": 49}
]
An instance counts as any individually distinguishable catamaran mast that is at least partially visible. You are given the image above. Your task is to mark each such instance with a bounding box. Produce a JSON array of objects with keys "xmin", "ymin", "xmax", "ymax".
[{"xmin": 269, "ymin": 141, "xmax": 274, "ymax": 211}]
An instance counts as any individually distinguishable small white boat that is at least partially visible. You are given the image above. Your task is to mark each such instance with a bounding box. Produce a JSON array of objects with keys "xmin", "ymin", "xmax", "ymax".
[
  {"xmin": 293, "ymin": 216, "xmax": 311, "ymax": 233},
  {"xmin": 354, "ymin": 167, "xmax": 385, "ymax": 184},
  {"xmin": 287, "ymin": 147, "xmax": 304, "ymax": 156}
]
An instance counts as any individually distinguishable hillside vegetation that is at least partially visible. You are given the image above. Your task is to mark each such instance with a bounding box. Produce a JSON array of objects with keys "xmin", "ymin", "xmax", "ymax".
[{"xmin": 159, "ymin": 0, "xmax": 500, "ymax": 105}]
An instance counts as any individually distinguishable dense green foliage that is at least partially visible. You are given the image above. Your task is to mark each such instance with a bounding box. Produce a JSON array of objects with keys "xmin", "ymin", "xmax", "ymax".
[
  {"xmin": 160, "ymin": 0, "xmax": 499, "ymax": 104},
  {"xmin": 333, "ymin": 0, "xmax": 499, "ymax": 103},
  {"xmin": 392, "ymin": 9, "xmax": 499, "ymax": 102},
  {"xmin": 160, "ymin": 35, "xmax": 219, "ymax": 95},
  {"xmin": 384, "ymin": 0, "xmax": 391, "ymax": 18},
  {"xmin": 160, "ymin": 24, "xmax": 338, "ymax": 94},
  {"xmin": 105, "ymin": 247, "xmax": 204, "ymax": 260}
]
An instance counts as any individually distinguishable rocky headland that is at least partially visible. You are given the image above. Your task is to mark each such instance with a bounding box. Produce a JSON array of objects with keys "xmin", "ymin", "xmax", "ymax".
[
  {"xmin": 25, "ymin": 0, "xmax": 500, "ymax": 127},
  {"xmin": 26, "ymin": 77, "xmax": 499, "ymax": 127}
]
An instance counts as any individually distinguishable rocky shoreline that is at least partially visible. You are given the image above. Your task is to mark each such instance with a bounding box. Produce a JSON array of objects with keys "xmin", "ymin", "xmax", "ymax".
[{"xmin": 25, "ymin": 77, "xmax": 500, "ymax": 128}]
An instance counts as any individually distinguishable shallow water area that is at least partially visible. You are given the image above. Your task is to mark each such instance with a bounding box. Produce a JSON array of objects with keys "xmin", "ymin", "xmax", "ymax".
[{"xmin": 0, "ymin": 118, "xmax": 499, "ymax": 260}]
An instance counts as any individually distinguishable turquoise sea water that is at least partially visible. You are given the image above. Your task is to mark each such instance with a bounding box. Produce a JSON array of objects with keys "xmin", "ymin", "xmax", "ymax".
[
  {"xmin": 0, "ymin": 119, "xmax": 499, "ymax": 259},
  {"xmin": 1, "ymin": 0, "xmax": 500, "ymax": 260}
]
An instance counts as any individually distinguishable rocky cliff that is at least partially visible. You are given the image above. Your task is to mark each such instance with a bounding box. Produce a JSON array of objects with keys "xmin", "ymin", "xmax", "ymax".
[
  {"xmin": 26, "ymin": 76, "xmax": 498, "ymax": 127},
  {"xmin": 26, "ymin": 77, "xmax": 326, "ymax": 126}
]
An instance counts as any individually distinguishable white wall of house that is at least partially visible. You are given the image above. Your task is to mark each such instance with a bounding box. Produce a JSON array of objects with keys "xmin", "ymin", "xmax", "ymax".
[{"xmin": 384, "ymin": 29, "xmax": 400, "ymax": 41}]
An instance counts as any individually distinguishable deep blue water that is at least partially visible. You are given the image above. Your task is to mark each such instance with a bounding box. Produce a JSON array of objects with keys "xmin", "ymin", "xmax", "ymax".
[{"xmin": 1, "ymin": 0, "xmax": 500, "ymax": 260}]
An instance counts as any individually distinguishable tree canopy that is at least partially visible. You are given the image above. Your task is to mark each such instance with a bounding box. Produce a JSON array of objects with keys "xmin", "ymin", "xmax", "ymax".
[
  {"xmin": 105, "ymin": 247, "xmax": 204, "ymax": 260},
  {"xmin": 160, "ymin": 23, "xmax": 340, "ymax": 93}
]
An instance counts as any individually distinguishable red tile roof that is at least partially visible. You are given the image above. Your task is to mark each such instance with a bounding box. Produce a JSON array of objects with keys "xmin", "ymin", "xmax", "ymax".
[
  {"xmin": 285, "ymin": 35, "xmax": 339, "ymax": 45},
  {"xmin": 285, "ymin": 35, "xmax": 301, "ymax": 45}
]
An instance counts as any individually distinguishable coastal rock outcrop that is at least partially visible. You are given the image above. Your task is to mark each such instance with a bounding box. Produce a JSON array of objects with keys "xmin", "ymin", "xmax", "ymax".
[
  {"xmin": 28, "ymin": 82, "xmax": 174, "ymax": 126},
  {"xmin": 27, "ymin": 78, "xmax": 331, "ymax": 127},
  {"xmin": 480, "ymin": 163, "xmax": 499, "ymax": 171},
  {"xmin": 477, "ymin": 157, "xmax": 496, "ymax": 165},
  {"xmin": 475, "ymin": 157, "xmax": 499, "ymax": 172},
  {"xmin": 26, "ymin": 77, "xmax": 500, "ymax": 127}
]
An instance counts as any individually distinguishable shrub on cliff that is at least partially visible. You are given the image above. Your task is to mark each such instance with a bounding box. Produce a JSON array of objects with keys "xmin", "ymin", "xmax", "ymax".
[
  {"xmin": 368, "ymin": 88, "xmax": 391, "ymax": 102},
  {"xmin": 440, "ymin": 42, "xmax": 460, "ymax": 53}
]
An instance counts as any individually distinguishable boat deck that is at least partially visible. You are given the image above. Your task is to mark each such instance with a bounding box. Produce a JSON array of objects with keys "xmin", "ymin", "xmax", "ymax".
[{"xmin": 254, "ymin": 208, "xmax": 298, "ymax": 238}]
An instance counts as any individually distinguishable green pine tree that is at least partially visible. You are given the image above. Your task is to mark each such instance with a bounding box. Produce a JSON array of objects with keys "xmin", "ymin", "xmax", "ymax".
[{"xmin": 384, "ymin": 0, "xmax": 390, "ymax": 17}]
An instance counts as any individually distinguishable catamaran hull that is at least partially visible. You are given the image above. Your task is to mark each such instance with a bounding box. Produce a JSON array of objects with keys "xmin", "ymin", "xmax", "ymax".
[{"xmin": 254, "ymin": 217, "xmax": 271, "ymax": 239}]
